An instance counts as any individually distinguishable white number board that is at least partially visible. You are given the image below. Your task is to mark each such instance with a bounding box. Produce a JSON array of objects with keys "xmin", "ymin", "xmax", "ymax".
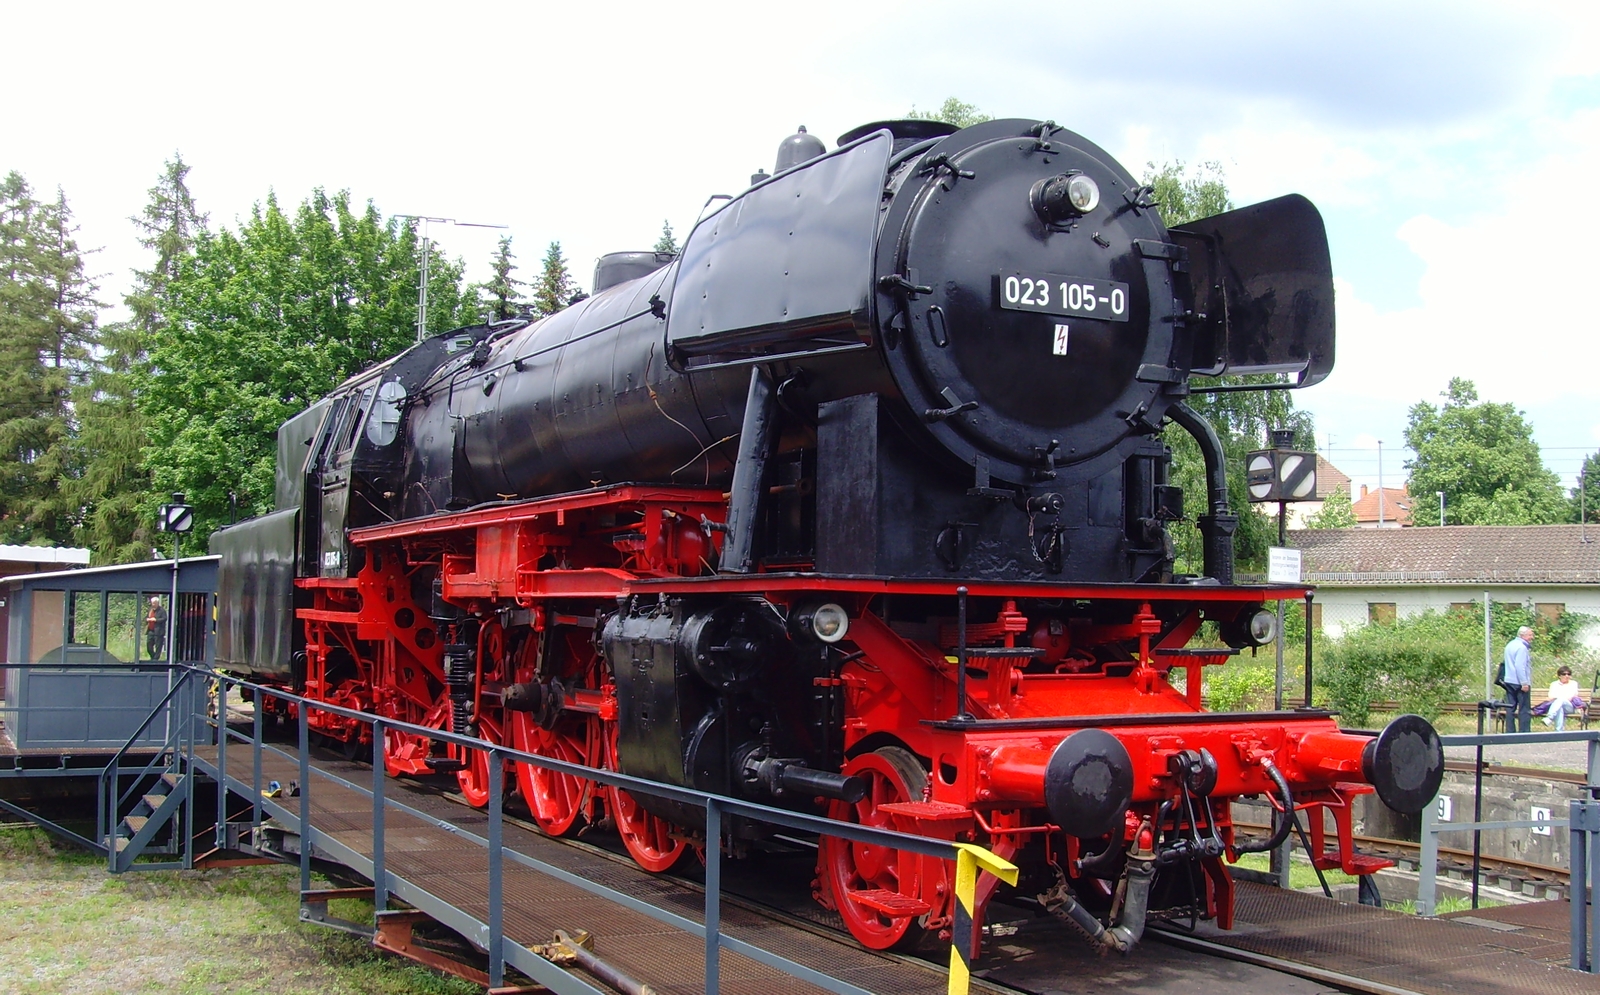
[{"xmin": 1267, "ymin": 547, "xmax": 1303, "ymax": 584}]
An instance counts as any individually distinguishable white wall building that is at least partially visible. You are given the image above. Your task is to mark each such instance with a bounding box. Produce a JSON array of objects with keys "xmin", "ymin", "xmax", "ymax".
[{"xmin": 1293, "ymin": 526, "xmax": 1600, "ymax": 647}]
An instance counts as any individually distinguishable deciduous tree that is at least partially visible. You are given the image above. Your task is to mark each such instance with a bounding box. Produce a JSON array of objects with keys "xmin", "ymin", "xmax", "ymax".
[
  {"xmin": 140, "ymin": 188, "xmax": 473, "ymax": 546},
  {"xmin": 905, "ymin": 97, "xmax": 992, "ymax": 128},
  {"xmin": 1404, "ymin": 378, "xmax": 1563, "ymax": 525},
  {"xmin": 1302, "ymin": 487, "xmax": 1357, "ymax": 529}
]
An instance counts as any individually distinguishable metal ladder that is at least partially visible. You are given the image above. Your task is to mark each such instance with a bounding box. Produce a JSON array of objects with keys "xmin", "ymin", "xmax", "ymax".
[{"xmin": 99, "ymin": 669, "xmax": 207, "ymax": 873}]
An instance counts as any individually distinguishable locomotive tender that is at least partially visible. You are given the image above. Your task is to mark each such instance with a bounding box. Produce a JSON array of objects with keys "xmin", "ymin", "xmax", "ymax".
[{"xmin": 214, "ymin": 117, "xmax": 1443, "ymax": 955}]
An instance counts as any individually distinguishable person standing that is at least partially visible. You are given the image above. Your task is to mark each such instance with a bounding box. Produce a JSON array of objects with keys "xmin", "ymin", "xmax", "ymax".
[
  {"xmin": 145, "ymin": 596, "xmax": 168, "ymax": 661},
  {"xmin": 1503, "ymin": 625, "xmax": 1534, "ymax": 733}
]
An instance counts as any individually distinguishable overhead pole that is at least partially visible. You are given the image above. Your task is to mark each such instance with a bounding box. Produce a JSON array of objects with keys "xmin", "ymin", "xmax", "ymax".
[
  {"xmin": 1583, "ymin": 471, "xmax": 1590, "ymax": 545},
  {"xmin": 1377, "ymin": 440, "xmax": 1386, "ymax": 527},
  {"xmin": 396, "ymin": 215, "xmax": 510, "ymax": 343}
]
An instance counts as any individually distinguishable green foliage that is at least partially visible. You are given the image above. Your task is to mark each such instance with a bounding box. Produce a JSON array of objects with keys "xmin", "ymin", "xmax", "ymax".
[
  {"xmin": 1318, "ymin": 618, "xmax": 1475, "ymax": 724},
  {"xmin": 1205, "ymin": 660, "xmax": 1277, "ymax": 711},
  {"xmin": 1302, "ymin": 486, "xmax": 1357, "ymax": 529},
  {"xmin": 1145, "ymin": 160, "xmax": 1231, "ymax": 227},
  {"xmin": 532, "ymin": 240, "xmax": 578, "ymax": 316},
  {"xmin": 653, "ymin": 220, "xmax": 678, "ymax": 254},
  {"xmin": 140, "ymin": 188, "xmax": 474, "ymax": 548},
  {"xmin": 1475, "ymin": 601, "xmax": 1594, "ymax": 656},
  {"xmin": 905, "ymin": 97, "xmax": 993, "ymax": 128},
  {"xmin": 0, "ymin": 172, "xmax": 99, "ymax": 545},
  {"xmin": 1309, "ymin": 602, "xmax": 1598, "ymax": 723},
  {"xmin": 1165, "ymin": 389, "xmax": 1313, "ymax": 573},
  {"xmin": 1405, "ymin": 378, "xmax": 1564, "ymax": 525},
  {"xmin": 480, "ymin": 235, "xmax": 525, "ymax": 321},
  {"xmin": 69, "ymin": 155, "xmax": 206, "ymax": 562},
  {"xmin": 1138, "ymin": 162, "xmax": 1311, "ymax": 574}
]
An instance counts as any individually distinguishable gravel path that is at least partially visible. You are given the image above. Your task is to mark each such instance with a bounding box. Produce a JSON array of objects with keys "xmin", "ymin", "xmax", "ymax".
[{"xmin": 1443, "ymin": 735, "xmax": 1595, "ymax": 774}]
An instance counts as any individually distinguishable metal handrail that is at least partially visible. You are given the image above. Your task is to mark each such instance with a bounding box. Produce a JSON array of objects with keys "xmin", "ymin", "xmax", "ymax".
[
  {"xmin": 1416, "ymin": 721, "xmax": 1600, "ymax": 973},
  {"xmin": 210, "ymin": 667, "xmax": 961, "ymax": 856},
  {"xmin": 196, "ymin": 665, "xmax": 994, "ymax": 995},
  {"xmin": 93, "ymin": 664, "xmax": 198, "ymax": 855}
]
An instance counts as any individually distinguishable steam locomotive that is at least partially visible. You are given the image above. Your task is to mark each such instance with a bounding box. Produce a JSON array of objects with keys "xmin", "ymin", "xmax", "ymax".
[{"xmin": 213, "ymin": 117, "xmax": 1443, "ymax": 955}]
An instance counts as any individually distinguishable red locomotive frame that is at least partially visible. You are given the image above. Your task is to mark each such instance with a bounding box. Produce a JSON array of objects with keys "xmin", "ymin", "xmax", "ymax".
[{"xmin": 273, "ymin": 481, "xmax": 1396, "ymax": 952}]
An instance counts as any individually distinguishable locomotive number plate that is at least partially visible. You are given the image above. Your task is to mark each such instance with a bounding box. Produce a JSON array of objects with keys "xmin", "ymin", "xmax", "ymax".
[{"xmin": 997, "ymin": 273, "xmax": 1129, "ymax": 322}]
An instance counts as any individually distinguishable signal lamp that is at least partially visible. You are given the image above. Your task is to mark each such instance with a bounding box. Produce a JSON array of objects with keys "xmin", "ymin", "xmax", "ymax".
[
  {"xmin": 791, "ymin": 602, "xmax": 850, "ymax": 644},
  {"xmin": 1221, "ymin": 607, "xmax": 1279, "ymax": 648}
]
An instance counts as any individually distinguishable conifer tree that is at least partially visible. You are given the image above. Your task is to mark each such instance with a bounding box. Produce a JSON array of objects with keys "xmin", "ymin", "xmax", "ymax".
[
  {"xmin": 71, "ymin": 156, "xmax": 206, "ymax": 561},
  {"xmin": 0, "ymin": 174, "xmax": 98, "ymax": 544},
  {"xmin": 653, "ymin": 221, "xmax": 677, "ymax": 254},
  {"xmin": 533, "ymin": 241, "xmax": 579, "ymax": 316},
  {"xmin": 481, "ymin": 235, "xmax": 526, "ymax": 320}
]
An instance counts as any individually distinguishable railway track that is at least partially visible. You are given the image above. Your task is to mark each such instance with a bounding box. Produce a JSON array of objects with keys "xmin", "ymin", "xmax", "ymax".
[{"xmin": 1234, "ymin": 819, "xmax": 1569, "ymax": 891}]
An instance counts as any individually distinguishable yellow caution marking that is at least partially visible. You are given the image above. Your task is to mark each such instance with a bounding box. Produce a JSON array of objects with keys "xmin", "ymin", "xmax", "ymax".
[{"xmin": 947, "ymin": 843, "xmax": 1019, "ymax": 995}]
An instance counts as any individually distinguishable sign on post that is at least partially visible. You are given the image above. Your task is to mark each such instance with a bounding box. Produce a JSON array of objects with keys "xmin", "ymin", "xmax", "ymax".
[
  {"xmin": 1246, "ymin": 448, "xmax": 1318, "ymax": 503},
  {"xmin": 157, "ymin": 499, "xmax": 194, "ymax": 534},
  {"xmin": 1267, "ymin": 547, "xmax": 1302, "ymax": 584}
]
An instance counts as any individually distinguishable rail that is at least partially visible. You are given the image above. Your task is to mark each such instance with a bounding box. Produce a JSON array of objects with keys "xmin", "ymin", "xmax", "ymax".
[
  {"xmin": 199, "ymin": 667, "xmax": 1012, "ymax": 995},
  {"xmin": 1420, "ymin": 702, "xmax": 1600, "ymax": 973}
]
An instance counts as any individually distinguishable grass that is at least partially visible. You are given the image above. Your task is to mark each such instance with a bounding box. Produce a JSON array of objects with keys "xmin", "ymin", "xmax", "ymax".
[
  {"xmin": 1230, "ymin": 850, "xmax": 1505, "ymax": 916},
  {"xmin": 0, "ymin": 822, "xmax": 481, "ymax": 995},
  {"xmin": 1230, "ymin": 850, "xmax": 1358, "ymax": 891},
  {"xmin": 1385, "ymin": 895, "xmax": 1504, "ymax": 915}
]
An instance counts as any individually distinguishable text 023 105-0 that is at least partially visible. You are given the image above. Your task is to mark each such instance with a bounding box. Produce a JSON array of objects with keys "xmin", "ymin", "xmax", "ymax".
[{"xmin": 998, "ymin": 273, "xmax": 1129, "ymax": 321}]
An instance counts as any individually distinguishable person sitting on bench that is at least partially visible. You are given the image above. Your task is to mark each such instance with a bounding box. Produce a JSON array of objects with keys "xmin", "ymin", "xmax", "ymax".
[{"xmin": 1539, "ymin": 666, "xmax": 1586, "ymax": 731}]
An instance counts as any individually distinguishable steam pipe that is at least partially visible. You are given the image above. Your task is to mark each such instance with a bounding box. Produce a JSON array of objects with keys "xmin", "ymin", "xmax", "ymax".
[
  {"xmin": 1233, "ymin": 759, "xmax": 1295, "ymax": 854},
  {"xmin": 721, "ymin": 367, "xmax": 776, "ymax": 573},
  {"xmin": 1167, "ymin": 402, "xmax": 1237, "ymax": 583}
]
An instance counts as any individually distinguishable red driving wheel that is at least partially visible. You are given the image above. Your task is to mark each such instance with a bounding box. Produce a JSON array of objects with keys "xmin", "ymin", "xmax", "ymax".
[
  {"xmin": 455, "ymin": 744, "xmax": 493, "ymax": 807},
  {"xmin": 603, "ymin": 720, "xmax": 689, "ymax": 873},
  {"xmin": 819, "ymin": 746, "xmax": 931, "ymax": 950},
  {"xmin": 511, "ymin": 712, "xmax": 592, "ymax": 836},
  {"xmin": 455, "ymin": 621, "xmax": 508, "ymax": 807}
]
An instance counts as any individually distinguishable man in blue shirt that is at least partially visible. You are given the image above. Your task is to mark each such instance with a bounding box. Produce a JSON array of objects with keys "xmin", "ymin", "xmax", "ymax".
[{"xmin": 1503, "ymin": 626, "xmax": 1534, "ymax": 732}]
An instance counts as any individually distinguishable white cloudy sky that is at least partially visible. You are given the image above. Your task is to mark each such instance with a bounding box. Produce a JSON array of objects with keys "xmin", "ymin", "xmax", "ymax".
[{"xmin": 5, "ymin": 1, "xmax": 1597, "ymax": 493}]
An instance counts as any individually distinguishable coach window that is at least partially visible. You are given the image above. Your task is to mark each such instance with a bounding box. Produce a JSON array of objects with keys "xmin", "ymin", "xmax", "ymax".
[
  {"xmin": 106, "ymin": 592, "xmax": 141, "ymax": 663},
  {"xmin": 339, "ymin": 387, "xmax": 375, "ymax": 453},
  {"xmin": 67, "ymin": 591, "xmax": 104, "ymax": 661},
  {"xmin": 139, "ymin": 592, "xmax": 171, "ymax": 663},
  {"xmin": 1368, "ymin": 602, "xmax": 1396, "ymax": 625},
  {"xmin": 28, "ymin": 590, "xmax": 65, "ymax": 664}
]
